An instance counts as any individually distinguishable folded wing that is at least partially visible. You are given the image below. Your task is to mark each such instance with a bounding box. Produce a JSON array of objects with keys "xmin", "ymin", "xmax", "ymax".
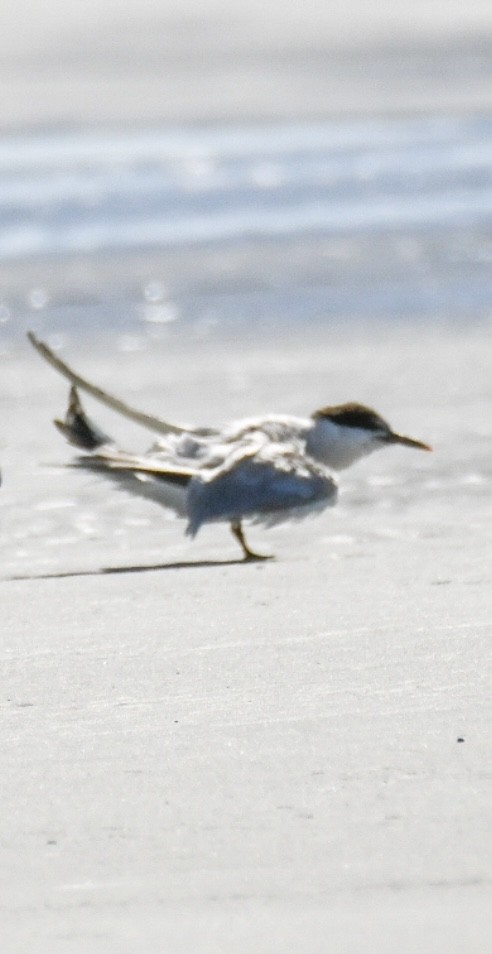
[{"xmin": 187, "ymin": 440, "xmax": 338, "ymax": 535}]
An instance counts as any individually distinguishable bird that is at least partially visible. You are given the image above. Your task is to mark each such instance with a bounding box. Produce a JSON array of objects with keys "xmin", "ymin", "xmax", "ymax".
[{"xmin": 28, "ymin": 333, "xmax": 432, "ymax": 560}]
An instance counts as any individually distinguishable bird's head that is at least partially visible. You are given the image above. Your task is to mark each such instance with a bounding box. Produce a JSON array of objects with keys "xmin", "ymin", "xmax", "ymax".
[{"xmin": 309, "ymin": 402, "xmax": 432, "ymax": 469}]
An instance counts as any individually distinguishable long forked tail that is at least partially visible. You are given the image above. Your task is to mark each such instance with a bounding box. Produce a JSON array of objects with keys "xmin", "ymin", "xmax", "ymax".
[
  {"xmin": 56, "ymin": 385, "xmax": 194, "ymax": 487},
  {"xmin": 55, "ymin": 385, "xmax": 113, "ymax": 450},
  {"xmin": 28, "ymin": 331, "xmax": 189, "ymax": 438}
]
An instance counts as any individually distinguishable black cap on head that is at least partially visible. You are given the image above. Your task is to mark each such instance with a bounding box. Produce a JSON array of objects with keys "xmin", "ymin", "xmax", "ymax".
[{"xmin": 313, "ymin": 402, "xmax": 391, "ymax": 433}]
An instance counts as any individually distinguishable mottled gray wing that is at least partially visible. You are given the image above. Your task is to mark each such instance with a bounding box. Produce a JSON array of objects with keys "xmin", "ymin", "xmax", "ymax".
[{"xmin": 187, "ymin": 444, "xmax": 337, "ymax": 535}]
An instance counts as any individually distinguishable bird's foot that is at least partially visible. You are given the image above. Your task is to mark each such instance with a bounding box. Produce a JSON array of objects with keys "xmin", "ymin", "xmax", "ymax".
[
  {"xmin": 242, "ymin": 549, "xmax": 274, "ymax": 562},
  {"xmin": 230, "ymin": 521, "xmax": 274, "ymax": 562}
]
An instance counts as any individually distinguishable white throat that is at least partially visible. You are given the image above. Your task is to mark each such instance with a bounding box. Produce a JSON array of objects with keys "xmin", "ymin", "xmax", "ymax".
[{"xmin": 306, "ymin": 417, "xmax": 382, "ymax": 470}]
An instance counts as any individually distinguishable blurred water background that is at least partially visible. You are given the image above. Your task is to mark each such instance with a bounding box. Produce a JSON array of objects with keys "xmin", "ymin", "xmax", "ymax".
[
  {"xmin": 2, "ymin": 2, "xmax": 492, "ymax": 347},
  {"xmin": 1, "ymin": 114, "xmax": 492, "ymax": 346}
]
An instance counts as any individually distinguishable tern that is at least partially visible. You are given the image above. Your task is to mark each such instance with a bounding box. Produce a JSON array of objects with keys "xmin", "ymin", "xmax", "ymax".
[{"xmin": 28, "ymin": 333, "xmax": 432, "ymax": 560}]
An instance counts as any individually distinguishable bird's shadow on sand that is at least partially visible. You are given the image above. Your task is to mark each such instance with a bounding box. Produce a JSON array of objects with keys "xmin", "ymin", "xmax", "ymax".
[{"xmin": 5, "ymin": 557, "xmax": 268, "ymax": 582}]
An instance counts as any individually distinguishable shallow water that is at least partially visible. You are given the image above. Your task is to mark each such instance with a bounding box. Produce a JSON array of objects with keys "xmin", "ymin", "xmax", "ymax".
[
  {"xmin": 2, "ymin": 116, "xmax": 492, "ymax": 258},
  {"xmin": 1, "ymin": 115, "xmax": 492, "ymax": 346}
]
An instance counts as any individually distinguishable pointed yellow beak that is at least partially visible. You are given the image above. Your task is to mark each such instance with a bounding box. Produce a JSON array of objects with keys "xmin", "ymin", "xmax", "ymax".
[{"xmin": 389, "ymin": 432, "xmax": 432, "ymax": 451}]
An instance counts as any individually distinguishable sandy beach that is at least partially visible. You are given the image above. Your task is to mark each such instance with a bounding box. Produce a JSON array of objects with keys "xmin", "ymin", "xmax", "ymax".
[{"xmin": 1, "ymin": 3, "xmax": 492, "ymax": 952}]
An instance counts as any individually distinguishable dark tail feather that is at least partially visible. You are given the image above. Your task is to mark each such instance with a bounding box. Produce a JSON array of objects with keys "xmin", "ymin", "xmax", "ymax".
[{"xmin": 54, "ymin": 386, "xmax": 113, "ymax": 451}]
